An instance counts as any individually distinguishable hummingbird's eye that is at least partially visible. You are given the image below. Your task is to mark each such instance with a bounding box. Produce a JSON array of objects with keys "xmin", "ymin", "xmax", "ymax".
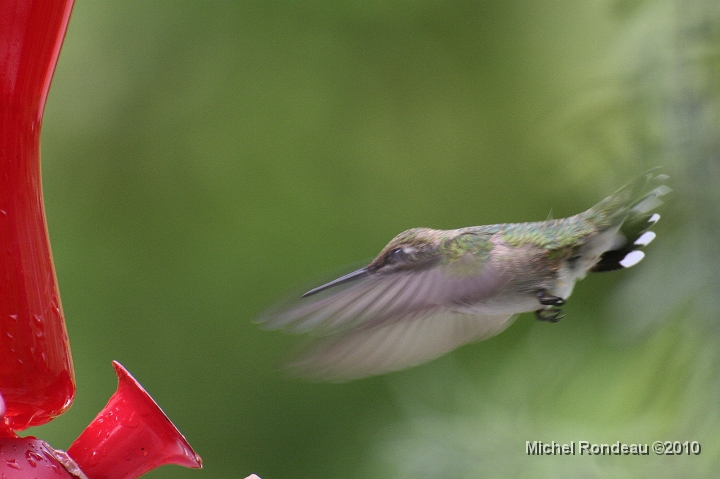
[{"xmin": 387, "ymin": 247, "xmax": 406, "ymax": 264}]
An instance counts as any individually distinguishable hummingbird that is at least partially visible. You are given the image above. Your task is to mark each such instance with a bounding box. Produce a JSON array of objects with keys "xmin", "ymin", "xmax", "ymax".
[{"xmin": 258, "ymin": 169, "xmax": 669, "ymax": 381}]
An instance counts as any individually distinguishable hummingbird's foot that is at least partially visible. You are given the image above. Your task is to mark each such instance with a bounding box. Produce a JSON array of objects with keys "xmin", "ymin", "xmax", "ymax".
[
  {"xmin": 536, "ymin": 290, "xmax": 566, "ymax": 307},
  {"xmin": 535, "ymin": 307, "xmax": 564, "ymax": 323}
]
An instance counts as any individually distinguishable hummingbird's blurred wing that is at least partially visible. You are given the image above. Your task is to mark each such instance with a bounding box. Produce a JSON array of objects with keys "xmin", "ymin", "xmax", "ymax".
[
  {"xmin": 257, "ymin": 253, "xmax": 516, "ymax": 380},
  {"xmin": 259, "ymin": 253, "xmax": 510, "ymax": 336},
  {"xmin": 287, "ymin": 308, "xmax": 517, "ymax": 381}
]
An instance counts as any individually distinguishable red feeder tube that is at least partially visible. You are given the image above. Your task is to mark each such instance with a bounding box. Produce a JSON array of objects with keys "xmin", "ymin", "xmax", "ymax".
[
  {"xmin": 0, "ymin": 2, "xmax": 202, "ymax": 477},
  {"xmin": 0, "ymin": 0, "xmax": 76, "ymax": 431}
]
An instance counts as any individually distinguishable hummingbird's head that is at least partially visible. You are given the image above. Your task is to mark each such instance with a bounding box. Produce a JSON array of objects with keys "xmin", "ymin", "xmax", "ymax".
[
  {"xmin": 300, "ymin": 228, "xmax": 445, "ymax": 297},
  {"xmin": 367, "ymin": 227, "xmax": 444, "ymax": 273}
]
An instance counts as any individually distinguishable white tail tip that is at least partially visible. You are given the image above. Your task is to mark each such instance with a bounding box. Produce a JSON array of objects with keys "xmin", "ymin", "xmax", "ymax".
[
  {"xmin": 634, "ymin": 231, "xmax": 656, "ymax": 247},
  {"xmin": 619, "ymin": 250, "xmax": 645, "ymax": 268}
]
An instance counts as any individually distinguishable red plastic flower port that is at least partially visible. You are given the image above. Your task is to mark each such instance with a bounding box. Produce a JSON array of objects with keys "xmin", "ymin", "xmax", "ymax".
[
  {"xmin": 0, "ymin": 362, "xmax": 202, "ymax": 479},
  {"xmin": 67, "ymin": 361, "xmax": 202, "ymax": 479}
]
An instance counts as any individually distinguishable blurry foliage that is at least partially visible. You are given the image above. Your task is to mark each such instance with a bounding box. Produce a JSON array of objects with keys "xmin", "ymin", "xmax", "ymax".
[{"xmin": 25, "ymin": 0, "xmax": 720, "ymax": 478}]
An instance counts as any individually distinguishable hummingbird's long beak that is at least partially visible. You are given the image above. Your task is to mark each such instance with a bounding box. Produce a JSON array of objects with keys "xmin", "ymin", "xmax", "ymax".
[{"xmin": 302, "ymin": 268, "xmax": 370, "ymax": 298}]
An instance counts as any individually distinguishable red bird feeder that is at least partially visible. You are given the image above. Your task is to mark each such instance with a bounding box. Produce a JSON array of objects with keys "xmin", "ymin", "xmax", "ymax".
[{"xmin": 0, "ymin": 1, "xmax": 202, "ymax": 477}]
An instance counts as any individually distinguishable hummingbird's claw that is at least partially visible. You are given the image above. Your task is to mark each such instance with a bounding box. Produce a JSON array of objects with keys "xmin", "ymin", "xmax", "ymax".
[
  {"xmin": 536, "ymin": 290, "xmax": 566, "ymax": 307},
  {"xmin": 535, "ymin": 307, "xmax": 564, "ymax": 323}
]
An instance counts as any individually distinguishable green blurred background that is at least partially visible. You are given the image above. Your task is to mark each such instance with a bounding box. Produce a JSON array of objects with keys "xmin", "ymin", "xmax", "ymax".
[{"xmin": 29, "ymin": 1, "xmax": 720, "ymax": 478}]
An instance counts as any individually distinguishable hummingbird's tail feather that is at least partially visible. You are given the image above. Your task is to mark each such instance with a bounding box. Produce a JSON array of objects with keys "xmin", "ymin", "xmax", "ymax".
[
  {"xmin": 590, "ymin": 213, "xmax": 659, "ymax": 271},
  {"xmin": 584, "ymin": 168, "xmax": 668, "ymax": 224},
  {"xmin": 587, "ymin": 169, "xmax": 670, "ymax": 273}
]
